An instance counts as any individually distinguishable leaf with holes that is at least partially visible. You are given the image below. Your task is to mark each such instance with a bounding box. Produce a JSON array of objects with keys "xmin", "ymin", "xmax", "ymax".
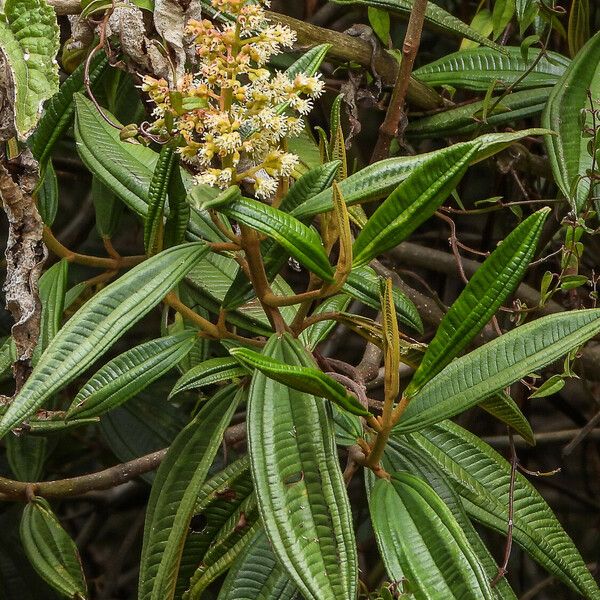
[
  {"xmin": 247, "ymin": 333, "xmax": 357, "ymax": 600},
  {"xmin": 138, "ymin": 385, "xmax": 241, "ymax": 600}
]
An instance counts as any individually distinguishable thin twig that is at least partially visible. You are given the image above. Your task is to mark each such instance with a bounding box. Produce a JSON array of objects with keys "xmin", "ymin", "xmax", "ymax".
[
  {"xmin": 370, "ymin": 0, "xmax": 429, "ymax": 162},
  {"xmin": 491, "ymin": 429, "xmax": 517, "ymax": 587}
]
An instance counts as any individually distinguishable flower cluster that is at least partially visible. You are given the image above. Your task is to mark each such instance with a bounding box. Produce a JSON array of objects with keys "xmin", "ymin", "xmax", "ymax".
[{"xmin": 142, "ymin": 0, "xmax": 324, "ymax": 199}]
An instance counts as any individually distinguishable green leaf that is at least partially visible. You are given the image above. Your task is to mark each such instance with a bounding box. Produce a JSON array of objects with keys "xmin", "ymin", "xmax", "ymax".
[
  {"xmin": 0, "ymin": 0, "xmax": 59, "ymax": 139},
  {"xmin": 284, "ymin": 43, "xmax": 332, "ymax": 79},
  {"xmin": 567, "ymin": 0, "xmax": 590, "ymax": 57},
  {"xmin": 516, "ymin": 0, "xmax": 539, "ymax": 32},
  {"xmin": 176, "ymin": 457, "xmax": 253, "ymax": 598},
  {"xmin": 396, "ymin": 309, "xmax": 600, "ymax": 433},
  {"xmin": 231, "ymin": 345, "xmax": 370, "ymax": 417},
  {"xmin": 92, "ymin": 176, "xmax": 123, "ymax": 239},
  {"xmin": 368, "ymin": 6, "xmax": 391, "ymax": 43},
  {"xmin": 492, "ymin": 0, "xmax": 516, "ymax": 38},
  {"xmin": 66, "ymin": 332, "xmax": 197, "ymax": 419},
  {"xmin": 222, "ymin": 161, "xmax": 340, "ymax": 310},
  {"xmin": 100, "ymin": 393, "xmax": 186, "ymax": 484},
  {"xmin": 542, "ymin": 30, "xmax": 600, "ymax": 212},
  {"xmin": 405, "ymin": 209, "xmax": 549, "ymax": 398},
  {"xmin": 247, "ymin": 333, "xmax": 357, "ymax": 600},
  {"xmin": 37, "ymin": 160, "xmax": 58, "ymax": 225},
  {"xmin": 479, "ymin": 392, "xmax": 534, "ymax": 445},
  {"xmin": 217, "ymin": 529, "xmax": 297, "ymax": 600},
  {"xmin": 331, "ymin": 0, "xmax": 505, "ymax": 51},
  {"xmin": 222, "ymin": 197, "xmax": 334, "ymax": 282},
  {"xmin": 138, "ymin": 385, "xmax": 240, "ymax": 600},
  {"xmin": 33, "ymin": 259, "xmax": 69, "ymax": 363},
  {"xmin": 6, "ymin": 434, "xmax": 48, "ymax": 481},
  {"xmin": 0, "ymin": 243, "xmax": 208, "ymax": 438},
  {"xmin": 530, "ymin": 373, "xmax": 566, "ymax": 398},
  {"xmin": 300, "ymin": 294, "xmax": 351, "ymax": 350},
  {"xmin": 408, "ymin": 420, "xmax": 600, "ymax": 599},
  {"xmin": 20, "ymin": 497, "xmax": 87, "ymax": 599},
  {"xmin": 184, "ymin": 253, "xmax": 297, "ymax": 335},
  {"xmin": 169, "ymin": 356, "xmax": 248, "ymax": 398},
  {"xmin": 407, "ymin": 88, "xmax": 548, "ymax": 139},
  {"xmin": 344, "ymin": 266, "xmax": 423, "ymax": 333},
  {"xmin": 292, "ymin": 130, "xmax": 549, "ymax": 219},
  {"xmin": 74, "ymin": 93, "xmax": 223, "ymax": 243},
  {"xmin": 370, "ymin": 473, "xmax": 494, "ymax": 599},
  {"xmin": 413, "ymin": 47, "xmax": 569, "ymax": 91},
  {"xmin": 29, "ymin": 52, "xmax": 108, "ymax": 170},
  {"xmin": 145, "ymin": 145, "xmax": 178, "ymax": 254},
  {"xmin": 378, "ymin": 439, "xmax": 517, "ymax": 599},
  {"xmin": 353, "ymin": 142, "xmax": 480, "ymax": 266},
  {"xmin": 184, "ymin": 495, "xmax": 261, "ymax": 598}
]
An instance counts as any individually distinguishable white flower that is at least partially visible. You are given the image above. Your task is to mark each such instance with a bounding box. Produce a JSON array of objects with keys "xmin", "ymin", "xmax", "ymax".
[{"xmin": 254, "ymin": 171, "xmax": 278, "ymax": 199}]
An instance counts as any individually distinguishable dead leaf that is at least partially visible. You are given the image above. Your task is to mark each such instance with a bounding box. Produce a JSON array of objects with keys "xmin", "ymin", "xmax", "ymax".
[
  {"xmin": 107, "ymin": 6, "xmax": 171, "ymax": 82},
  {"xmin": 154, "ymin": 0, "xmax": 202, "ymax": 80},
  {"xmin": 0, "ymin": 150, "xmax": 47, "ymax": 392}
]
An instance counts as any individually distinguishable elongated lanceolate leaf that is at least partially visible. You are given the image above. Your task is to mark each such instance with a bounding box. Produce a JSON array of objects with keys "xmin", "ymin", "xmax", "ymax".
[
  {"xmin": 332, "ymin": 0, "xmax": 503, "ymax": 50},
  {"xmin": 217, "ymin": 529, "xmax": 297, "ymax": 600},
  {"xmin": 542, "ymin": 30, "xmax": 600, "ymax": 212},
  {"xmin": 169, "ymin": 357, "xmax": 248, "ymax": 398},
  {"xmin": 405, "ymin": 209, "xmax": 549, "ymax": 398},
  {"xmin": 138, "ymin": 386, "xmax": 240, "ymax": 600},
  {"xmin": 222, "ymin": 161, "xmax": 340, "ymax": 310},
  {"xmin": 176, "ymin": 457, "xmax": 253, "ymax": 597},
  {"xmin": 74, "ymin": 93, "xmax": 223, "ymax": 243},
  {"xmin": 413, "ymin": 47, "xmax": 569, "ymax": 91},
  {"xmin": 0, "ymin": 0, "xmax": 59, "ymax": 139},
  {"xmin": 247, "ymin": 333, "xmax": 357, "ymax": 600},
  {"xmin": 407, "ymin": 88, "xmax": 548, "ymax": 139},
  {"xmin": 20, "ymin": 497, "xmax": 87, "ymax": 599},
  {"xmin": 67, "ymin": 332, "xmax": 197, "ymax": 419},
  {"xmin": 184, "ymin": 494, "xmax": 261, "ymax": 598},
  {"xmin": 344, "ymin": 266, "xmax": 423, "ymax": 333},
  {"xmin": 479, "ymin": 392, "xmax": 534, "ymax": 445},
  {"xmin": 223, "ymin": 197, "xmax": 334, "ymax": 282},
  {"xmin": 377, "ymin": 440, "xmax": 517, "ymax": 599},
  {"xmin": 353, "ymin": 142, "xmax": 480, "ymax": 266},
  {"xmin": 396, "ymin": 309, "xmax": 600, "ymax": 433},
  {"xmin": 230, "ymin": 346, "xmax": 370, "ymax": 417},
  {"xmin": 370, "ymin": 474, "xmax": 494, "ymax": 599},
  {"xmin": 29, "ymin": 52, "xmax": 108, "ymax": 170},
  {"xmin": 145, "ymin": 145, "xmax": 177, "ymax": 254},
  {"xmin": 291, "ymin": 130, "xmax": 548, "ymax": 219},
  {"xmin": 407, "ymin": 421, "xmax": 600, "ymax": 599},
  {"xmin": 0, "ymin": 243, "xmax": 208, "ymax": 438}
]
